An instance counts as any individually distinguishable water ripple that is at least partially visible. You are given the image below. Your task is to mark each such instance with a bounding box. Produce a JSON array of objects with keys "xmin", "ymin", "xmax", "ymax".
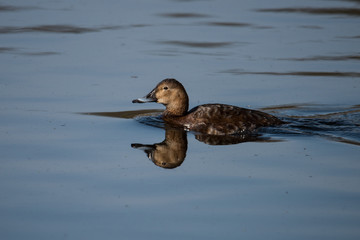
[
  {"xmin": 220, "ymin": 69, "xmax": 360, "ymax": 77},
  {"xmin": 204, "ymin": 22, "xmax": 253, "ymax": 27},
  {"xmin": 262, "ymin": 104, "xmax": 360, "ymax": 146},
  {"xmin": 0, "ymin": 47, "xmax": 60, "ymax": 56},
  {"xmin": 157, "ymin": 12, "xmax": 212, "ymax": 18},
  {"xmin": 0, "ymin": 4, "xmax": 41, "ymax": 12},
  {"xmin": 159, "ymin": 40, "xmax": 235, "ymax": 48},
  {"xmin": 257, "ymin": 7, "xmax": 360, "ymax": 17},
  {"xmin": 279, "ymin": 55, "xmax": 360, "ymax": 61},
  {"xmin": 0, "ymin": 24, "xmax": 148, "ymax": 34}
]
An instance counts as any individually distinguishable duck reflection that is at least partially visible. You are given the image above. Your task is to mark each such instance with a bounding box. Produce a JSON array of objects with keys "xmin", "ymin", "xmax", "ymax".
[
  {"xmin": 82, "ymin": 109, "xmax": 280, "ymax": 169},
  {"xmin": 194, "ymin": 132, "xmax": 264, "ymax": 145},
  {"xmin": 131, "ymin": 125, "xmax": 274, "ymax": 169},
  {"xmin": 132, "ymin": 126, "xmax": 187, "ymax": 169}
]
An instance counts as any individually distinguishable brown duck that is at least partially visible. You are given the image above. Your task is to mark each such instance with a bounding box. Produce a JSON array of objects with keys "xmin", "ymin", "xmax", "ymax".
[{"xmin": 133, "ymin": 78, "xmax": 283, "ymax": 135}]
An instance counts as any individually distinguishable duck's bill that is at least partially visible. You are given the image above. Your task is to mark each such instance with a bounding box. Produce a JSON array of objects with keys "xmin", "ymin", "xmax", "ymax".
[
  {"xmin": 131, "ymin": 143, "xmax": 155, "ymax": 160},
  {"xmin": 132, "ymin": 97, "xmax": 156, "ymax": 103},
  {"xmin": 133, "ymin": 88, "xmax": 157, "ymax": 103}
]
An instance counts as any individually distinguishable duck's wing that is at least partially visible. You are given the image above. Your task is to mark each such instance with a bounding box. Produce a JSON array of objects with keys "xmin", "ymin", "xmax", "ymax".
[{"xmin": 186, "ymin": 104, "xmax": 282, "ymax": 135}]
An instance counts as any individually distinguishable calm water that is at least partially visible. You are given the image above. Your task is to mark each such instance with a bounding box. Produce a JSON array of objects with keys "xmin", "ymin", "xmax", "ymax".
[{"xmin": 1, "ymin": 0, "xmax": 360, "ymax": 239}]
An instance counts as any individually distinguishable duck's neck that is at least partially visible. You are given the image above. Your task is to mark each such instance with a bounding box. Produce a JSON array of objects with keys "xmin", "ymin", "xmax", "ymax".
[{"xmin": 164, "ymin": 93, "xmax": 189, "ymax": 117}]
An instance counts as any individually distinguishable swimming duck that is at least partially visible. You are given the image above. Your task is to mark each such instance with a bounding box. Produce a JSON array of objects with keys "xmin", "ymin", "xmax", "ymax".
[{"xmin": 133, "ymin": 78, "xmax": 283, "ymax": 135}]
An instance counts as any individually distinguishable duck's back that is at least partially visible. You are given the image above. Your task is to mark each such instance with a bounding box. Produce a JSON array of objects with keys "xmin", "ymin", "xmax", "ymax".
[{"xmin": 180, "ymin": 104, "xmax": 282, "ymax": 135}]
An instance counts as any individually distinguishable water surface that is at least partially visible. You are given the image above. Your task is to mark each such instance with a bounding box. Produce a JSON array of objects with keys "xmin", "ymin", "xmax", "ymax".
[{"xmin": 0, "ymin": 0, "xmax": 360, "ymax": 239}]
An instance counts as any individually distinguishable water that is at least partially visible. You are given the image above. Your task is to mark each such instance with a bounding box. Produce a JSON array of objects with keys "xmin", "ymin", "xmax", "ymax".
[{"xmin": 1, "ymin": 0, "xmax": 360, "ymax": 239}]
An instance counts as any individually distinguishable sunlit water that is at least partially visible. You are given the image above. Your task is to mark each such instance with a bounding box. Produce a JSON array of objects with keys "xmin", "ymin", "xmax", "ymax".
[{"xmin": 1, "ymin": 0, "xmax": 360, "ymax": 239}]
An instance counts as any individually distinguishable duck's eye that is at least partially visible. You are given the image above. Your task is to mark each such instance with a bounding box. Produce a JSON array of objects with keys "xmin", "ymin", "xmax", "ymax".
[{"xmin": 163, "ymin": 86, "xmax": 168, "ymax": 90}]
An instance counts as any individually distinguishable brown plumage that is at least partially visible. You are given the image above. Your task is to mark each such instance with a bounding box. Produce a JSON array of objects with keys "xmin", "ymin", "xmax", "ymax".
[{"xmin": 133, "ymin": 78, "xmax": 283, "ymax": 135}]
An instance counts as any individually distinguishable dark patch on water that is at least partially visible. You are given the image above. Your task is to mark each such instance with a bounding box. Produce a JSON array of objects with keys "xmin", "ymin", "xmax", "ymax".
[
  {"xmin": 256, "ymin": 7, "xmax": 360, "ymax": 17},
  {"xmin": 171, "ymin": 0, "xmax": 211, "ymax": 2},
  {"xmin": 146, "ymin": 48, "xmax": 229, "ymax": 57},
  {"xmin": 0, "ymin": 4, "xmax": 41, "ymax": 12},
  {"xmin": 345, "ymin": 0, "xmax": 360, "ymax": 3},
  {"xmin": 196, "ymin": 21, "xmax": 272, "ymax": 29},
  {"xmin": 0, "ymin": 24, "xmax": 148, "ymax": 34},
  {"xmin": 279, "ymin": 55, "xmax": 360, "ymax": 61},
  {"xmin": 20, "ymin": 51, "xmax": 60, "ymax": 56},
  {"xmin": 0, "ymin": 47, "xmax": 60, "ymax": 56},
  {"xmin": 204, "ymin": 22, "xmax": 253, "ymax": 27},
  {"xmin": 338, "ymin": 35, "xmax": 360, "ymax": 39},
  {"xmin": 299, "ymin": 25, "xmax": 323, "ymax": 29},
  {"xmin": 159, "ymin": 40, "xmax": 235, "ymax": 48},
  {"xmin": 0, "ymin": 47, "xmax": 17, "ymax": 53},
  {"xmin": 157, "ymin": 12, "xmax": 212, "ymax": 18},
  {"xmin": 220, "ymin": 69, "xmax": 360, "ymax": 77}
]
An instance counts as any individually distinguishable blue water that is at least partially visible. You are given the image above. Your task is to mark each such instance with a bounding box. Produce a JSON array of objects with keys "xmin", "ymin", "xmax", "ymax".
[{"xmin": 0, "ymin": 0, "xmax": 360, "ymax": 239}]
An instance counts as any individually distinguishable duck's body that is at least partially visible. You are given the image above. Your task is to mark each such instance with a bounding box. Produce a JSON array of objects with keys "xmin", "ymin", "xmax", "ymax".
[
  {"xmin": 164, "ymin": 103, "xmax": 282, "ymax": 135},
  {"xmin": 133, "ymin": 78, "xmax": 283, "ymax": 135}
]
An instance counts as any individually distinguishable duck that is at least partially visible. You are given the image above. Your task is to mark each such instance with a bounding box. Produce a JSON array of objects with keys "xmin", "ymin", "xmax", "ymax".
[{"xmin": 132, "ymin": 78, "xmax": 283, "ymax": 135}]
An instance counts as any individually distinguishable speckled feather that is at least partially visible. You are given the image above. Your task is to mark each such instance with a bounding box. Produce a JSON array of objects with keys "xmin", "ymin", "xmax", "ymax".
[{"xmin": 165, "ymin": 104, "xmax": 282, "ymax": 135}]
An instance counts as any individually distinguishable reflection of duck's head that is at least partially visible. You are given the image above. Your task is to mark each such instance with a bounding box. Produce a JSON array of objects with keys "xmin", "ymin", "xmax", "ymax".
[
  {"xmin": 132, "ymin": 128, "xmax": 187, "ymax": 169},
  {"xmin": 133, "ymin": 78, "xmax": 283, "ymax": 135}
]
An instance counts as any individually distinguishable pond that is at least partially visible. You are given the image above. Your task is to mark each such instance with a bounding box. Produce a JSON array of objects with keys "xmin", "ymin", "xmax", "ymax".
[{"xmin": 0, "ymin": 0, "xmax": 359, "ymax": 239}]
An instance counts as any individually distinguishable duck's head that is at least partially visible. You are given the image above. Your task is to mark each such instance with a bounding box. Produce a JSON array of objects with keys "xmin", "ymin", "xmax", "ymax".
[{"xmin": 132, "ymin": 78, "xmax": 189, "ymax": 116}]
